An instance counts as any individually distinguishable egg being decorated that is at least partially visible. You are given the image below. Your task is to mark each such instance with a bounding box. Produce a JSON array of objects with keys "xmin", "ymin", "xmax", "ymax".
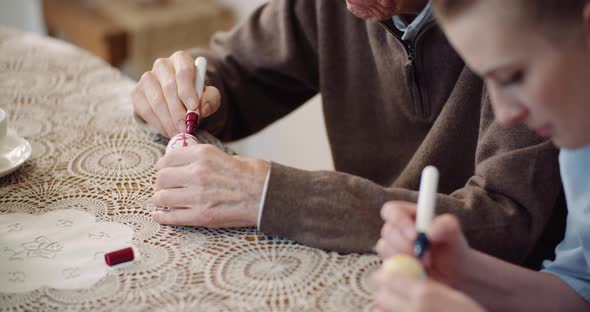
[
  {"xmin": 166, "ymin": 133, "xmax": 200, "ymax": 153},
  {"xmin": 382, "ymin": 254, "xmax": 426, "ymax": 279}
]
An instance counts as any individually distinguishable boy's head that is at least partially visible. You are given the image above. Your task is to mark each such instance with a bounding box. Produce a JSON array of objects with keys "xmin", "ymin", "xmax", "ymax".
[
  {"xmin": 435, "ymin": 0, "xmax": 586, "ymax": 29},
  {"xmin": 433, "ymin": 0, "xmax": 590, "ymax": 149}
]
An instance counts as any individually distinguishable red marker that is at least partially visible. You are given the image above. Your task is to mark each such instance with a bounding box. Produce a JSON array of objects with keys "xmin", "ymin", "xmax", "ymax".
[
  {"xmin": 185, "ymin": 111, "xmax": 199, "ymax": 134},
  {"xmin": 186, "ymin": 57, "xmax": 207, "ymax": 134}
]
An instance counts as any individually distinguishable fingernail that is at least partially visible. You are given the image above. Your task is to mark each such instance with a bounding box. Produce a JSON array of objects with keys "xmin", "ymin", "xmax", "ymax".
[
  {"xmin": 150, "ymin": 211, "xmax": 162, "ymax": 220},
  {"xmin": 177, "ymin": 121, "xmax": 187, "ymax": 133},
  {"xmin": 187, "ymin": 97, "xmax": 197, "ymax": 110},
  {"xmin": 374, "ymin": 239, "xmax": 383, "ymax": 254},
  {"xmin": 200, "ymin": 102, "xmax": 210, "ymax": 116}
]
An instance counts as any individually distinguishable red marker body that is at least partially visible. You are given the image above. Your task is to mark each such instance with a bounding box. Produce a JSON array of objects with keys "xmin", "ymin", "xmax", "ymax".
[{"xmin": 186, "ymin": 111, "xmax": 199, "ymax": 134}]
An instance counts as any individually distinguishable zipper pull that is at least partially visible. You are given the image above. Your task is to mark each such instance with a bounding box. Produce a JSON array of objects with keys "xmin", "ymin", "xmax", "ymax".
[{"xmin": 406, "ymin": 41, "xmax": 415, "ymax": 64}]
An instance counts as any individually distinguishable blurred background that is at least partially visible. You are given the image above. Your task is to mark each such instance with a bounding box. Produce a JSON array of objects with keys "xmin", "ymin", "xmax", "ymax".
[{"xmin": 0, "ymin": 0, "xmax": 334, "ymax": 171}]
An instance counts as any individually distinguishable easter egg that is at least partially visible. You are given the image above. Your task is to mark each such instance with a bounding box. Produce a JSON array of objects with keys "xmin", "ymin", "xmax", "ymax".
[
  {"xmin": 382, "ymin": 254, "xmax": 426, "ymax": 279},
  {"xmin": 166, "ymin": 133, "xmax": 200, "ymax": 153}
]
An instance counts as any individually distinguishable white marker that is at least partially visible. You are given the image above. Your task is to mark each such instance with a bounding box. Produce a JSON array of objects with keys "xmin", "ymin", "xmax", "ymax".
[{"xmin": 414, "ymin": 166, "xmax": 439, "ymax": 259}]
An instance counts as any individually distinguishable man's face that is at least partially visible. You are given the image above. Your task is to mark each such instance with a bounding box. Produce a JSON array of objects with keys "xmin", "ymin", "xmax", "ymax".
[{"xmin": 345, "ymin": 0, "xmax": 428, "ymax": 21}]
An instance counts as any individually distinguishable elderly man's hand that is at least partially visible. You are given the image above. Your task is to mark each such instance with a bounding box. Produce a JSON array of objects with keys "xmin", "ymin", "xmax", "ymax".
[
  {"xmin": 151, "ymin": 144, "xmax": 269, "ymax": 228},
  {"xmin": 132, "ymin": 51, "xmax": 221, "ymax": 138}
]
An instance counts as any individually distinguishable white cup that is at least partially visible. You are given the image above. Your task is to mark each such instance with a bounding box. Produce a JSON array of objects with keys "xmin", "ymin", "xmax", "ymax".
[{"xmin": 0, "ymin": 108, "xmax": 7, "ymax": 140}]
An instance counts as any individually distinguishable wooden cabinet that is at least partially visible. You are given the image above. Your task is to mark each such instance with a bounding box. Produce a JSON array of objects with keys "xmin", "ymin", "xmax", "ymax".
[{"xmin": 43, "ymin": 0, "xmax": 234, "ymax": 75}]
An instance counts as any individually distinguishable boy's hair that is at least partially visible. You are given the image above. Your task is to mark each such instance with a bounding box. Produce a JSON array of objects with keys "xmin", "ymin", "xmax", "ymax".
[{"xmin": 433, "ymin": 0, "xmax": 587, "ymax": 26}]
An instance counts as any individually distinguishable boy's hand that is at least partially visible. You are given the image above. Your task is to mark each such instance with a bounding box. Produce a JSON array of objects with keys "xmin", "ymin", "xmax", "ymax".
[
  {"xmin": 372, "ymin": 271, "xmax": 485, "ymax": 312},
  {"xmin": 376, "ymin": 201, "xmax": 472, "ymax": 288}
]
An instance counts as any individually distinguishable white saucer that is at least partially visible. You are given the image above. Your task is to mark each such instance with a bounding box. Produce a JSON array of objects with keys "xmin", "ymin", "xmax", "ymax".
[{"xmin": 0, "ymin": 135, "xmax": 32, "ymax": 178}]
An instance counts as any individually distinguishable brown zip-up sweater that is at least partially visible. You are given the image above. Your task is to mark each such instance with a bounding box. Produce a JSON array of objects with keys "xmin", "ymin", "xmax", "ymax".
[{"xmin": 195, "ymin": 0, "xmax": 566, "ymax": 267}]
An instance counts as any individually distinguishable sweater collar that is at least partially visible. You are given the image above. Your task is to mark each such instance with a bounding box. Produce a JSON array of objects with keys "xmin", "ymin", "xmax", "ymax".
[{"xmin": 391, "ymin": 1, "xmax": 434, "ymax": 41}]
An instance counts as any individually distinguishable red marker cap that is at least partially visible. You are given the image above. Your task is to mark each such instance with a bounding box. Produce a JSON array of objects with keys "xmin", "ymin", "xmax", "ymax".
[{"xmin": 104, "ymin": 247, "xmax": 134, "ymax": 266}]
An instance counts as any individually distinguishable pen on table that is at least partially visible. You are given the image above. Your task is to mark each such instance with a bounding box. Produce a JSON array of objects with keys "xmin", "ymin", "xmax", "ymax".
[
  {"xmin": 414, "ymin": 165, "xmax": 439, "ymax": 259},
  {"xmin": 186, "ymin": 57, "xmax": 207, "ymax": 134}
]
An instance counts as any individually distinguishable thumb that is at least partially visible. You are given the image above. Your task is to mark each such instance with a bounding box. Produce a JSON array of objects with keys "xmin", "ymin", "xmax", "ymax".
[
  {"xmin": 199, "ymin": 86, "xmax": 221, "ymax": 117},
  {"xmin": 428, "ymin": 214, "xmax": 464, "ymax": 246}
]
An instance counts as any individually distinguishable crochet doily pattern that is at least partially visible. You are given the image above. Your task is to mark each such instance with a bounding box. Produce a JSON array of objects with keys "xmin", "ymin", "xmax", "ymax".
[{"xmin": 0, "ymin": 28, "xmax": 380, "ymax": 311}]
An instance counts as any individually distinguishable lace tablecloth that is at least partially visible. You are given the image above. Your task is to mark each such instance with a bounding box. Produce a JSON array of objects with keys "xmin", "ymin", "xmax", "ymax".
[{"xmin": 0, "ymin": 29, "xmax": 380, "ymax": 311}]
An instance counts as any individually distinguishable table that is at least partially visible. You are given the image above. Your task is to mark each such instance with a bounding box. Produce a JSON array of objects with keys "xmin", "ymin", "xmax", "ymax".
[{"xmin": 0, "ymin": 29, "xmax": 379, "ymax": 311}]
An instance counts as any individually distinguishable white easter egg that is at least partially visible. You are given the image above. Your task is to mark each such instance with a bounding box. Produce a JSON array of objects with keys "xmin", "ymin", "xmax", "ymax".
[{"xmin": 166, "ymin": 133, "xmax": 200, "ymax": 153}]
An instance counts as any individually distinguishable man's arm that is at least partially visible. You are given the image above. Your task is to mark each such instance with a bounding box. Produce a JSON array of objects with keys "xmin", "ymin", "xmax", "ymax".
[
  {"xmin": 192, "ymin": 0, "xmax": 320, "ymax": 141},
  {"xmin": 260, "ymin": 98, "xmax": 562, "ymax": 261},
  {"xmin": 187, "ymin": 0, "xmax": 563, "ymax": 262}
]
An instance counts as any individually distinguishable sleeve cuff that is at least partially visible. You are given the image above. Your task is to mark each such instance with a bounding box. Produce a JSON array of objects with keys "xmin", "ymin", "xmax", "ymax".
[{"xmin": 256, "ymin": 162, "xmax": 272, "ymax": 230}]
